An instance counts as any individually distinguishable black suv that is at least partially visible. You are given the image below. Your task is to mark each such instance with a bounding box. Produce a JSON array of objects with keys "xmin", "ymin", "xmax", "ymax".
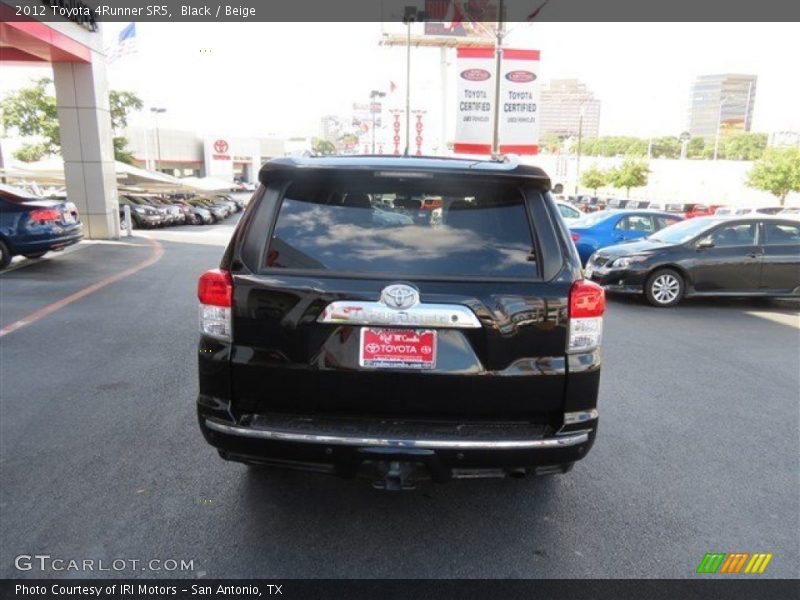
[{"xmin": 197, "ymin": 156, "xmax": 604, "ymax": 488}]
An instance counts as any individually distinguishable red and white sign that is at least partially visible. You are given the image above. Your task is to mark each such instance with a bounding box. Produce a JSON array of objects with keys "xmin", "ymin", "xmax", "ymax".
[
  {"xmin": 454, "ymin": 47, "xmax": 494, "ymax": 155},
  {"xmin": 454, "ymin": 47, "xmax": 540, "ymax": 155},
  {"xmin": 359, "ymin": 328, "xmax": 437, "ymax": 370},
  {"xmin": 498, "ymin": 49, "xmax": 540, "ymax": 155}
]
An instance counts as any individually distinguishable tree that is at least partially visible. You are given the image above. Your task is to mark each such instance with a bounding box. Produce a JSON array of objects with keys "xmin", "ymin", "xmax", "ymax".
[
  {"xmin": 580, "ymin": 165, "xmax": 607, "ymax": 194},
  {"xmin": 1, "ymin": 78, "xmax": 142, "ymax": 163},
  {"xmin": 747, "ymin": 148, "xmax": 800, "ymax": 206},
  {"xmin": 540, "ymin": 132, "xmax": 563, "ymax": 154},
  {"xmin": 718, "ymin": 133, "xmax": 767, "ymax": 161},
  {"xmin": 312, "ymin": 138, "xmax": 336, "ymax": 155},
  {"xmin": 686, "ymin": 137, "xmax": 706, "ymax": 159},
  {"xmin": 607, "ymin": 159, "xmax": 649, "ymax": 197},
  {"xmin": 109, "ymin": 90, "xmax": 143, "ymax": 164},
  {"xmin": 649, "ymin": 136, "xmax": 681, "ymax": 159},
  {"xmin": 1, "ymin": 78, "xmax": 59, "ymax": 161}
]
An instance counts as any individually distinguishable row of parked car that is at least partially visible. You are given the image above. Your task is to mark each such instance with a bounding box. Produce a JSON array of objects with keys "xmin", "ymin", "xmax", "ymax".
[
  {"xmin": 560, "ymin": 204, "xmax": 800, "ymax": 307},
  {"xmin": 566, "ymin": 196, "xmax": 796, "ymax": 220},
  {"xmin": 118, "ymin": 193, "xmax": 245, "ymax": 229}
]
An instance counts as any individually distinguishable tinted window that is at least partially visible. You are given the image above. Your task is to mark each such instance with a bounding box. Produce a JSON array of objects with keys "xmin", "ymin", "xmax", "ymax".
[
  {"xmin": 558, "ymin": 203, "xmax": 580, "ymax": 219},
  {"xmin": 764, "ymin": 222, "xmax": 800, "ymax": 246},
  {"xmin": 707, "ymin": 223, "xmax": 757, "ymax": 247},
  {"xmin": 615, "ymin": 214, "xmax": 654, "ymax": 233},
  {"xmin": 655, "ymin": 216, "xmax": 682, "ymax": 229},
  {"xmin": 267, "ymin": 181, "xmax": 538, "ymax": 278}
]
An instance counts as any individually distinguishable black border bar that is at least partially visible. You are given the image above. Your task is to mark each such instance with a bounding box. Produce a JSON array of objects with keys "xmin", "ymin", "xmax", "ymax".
[
  {"xmin": 3, "ymin": 579, "xmax": 800, "ymax": 600},
  {"xmin": 2, "ymin": 0, "xmax": 800, "ymax": 23}
]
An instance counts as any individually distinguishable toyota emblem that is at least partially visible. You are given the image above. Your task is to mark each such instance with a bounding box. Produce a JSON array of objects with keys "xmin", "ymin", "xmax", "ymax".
[
  {"xmin": 380, "ymin": 284, "xmax": 419, "ymax": 310},
  {"xmin": 214, "ymin": 139, "xmax": 229, "ymax": 153}
]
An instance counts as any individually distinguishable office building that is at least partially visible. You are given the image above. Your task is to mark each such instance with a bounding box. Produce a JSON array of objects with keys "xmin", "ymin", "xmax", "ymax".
[
  {"xmin": 539, "ymin": 79, "xmax": 601, "ymax": 139},
  {"xmin": 688, "ymin": 74, "xmax": 757, "ymax": 139}
]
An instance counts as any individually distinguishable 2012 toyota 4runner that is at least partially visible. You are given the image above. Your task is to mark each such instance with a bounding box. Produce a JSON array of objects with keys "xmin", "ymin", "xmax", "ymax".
[{"xmin": 197, "ymin": 156, "xmax": 604, "ymax": 489}]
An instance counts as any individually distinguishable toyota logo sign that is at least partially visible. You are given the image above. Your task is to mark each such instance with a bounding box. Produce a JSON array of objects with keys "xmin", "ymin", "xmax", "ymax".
[
  {"xmin": 460, "ymin": 69, "xmax": 491, "ymax": 82},
  {"xmin": 214, "ymin": 139, "xmax": 229, "ymax": 154},
  {"xmin": 380, "ymin": 284, "xmax": 420, "ymax": 310}
]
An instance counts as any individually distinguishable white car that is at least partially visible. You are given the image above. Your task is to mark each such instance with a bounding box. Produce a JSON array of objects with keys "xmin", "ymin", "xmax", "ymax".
[
  {"xmin": 555, "ymin": 200, "xmax": 582, "ymax": 224},
  {"xmin": 716, "ymin": 206, "xmax": 783, "ymax": 216}
]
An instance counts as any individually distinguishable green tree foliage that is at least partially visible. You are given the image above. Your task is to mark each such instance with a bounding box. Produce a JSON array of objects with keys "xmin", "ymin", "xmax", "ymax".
[
  {"xmin": 1, "ymin": 79, "xmax": 143, "ymax": 163},
  {"xmin": 539, "ymin": 132, "xmax": 563, "ymax": 154},
  {"xmin": 1, "ymin": 78, "xmax": 59, "ymax": 161},
  {"xmin": 607, "ymin": 159, "xmax": 650, "ymax": 197},
  {"xmin": 109, "ymin": 90, "xmax": 143, "ymax": 164},
  {"xmin": 580, "ymin": 164, "xmax": 607, "ymax": 194},
  {"xmin": 717, "ymin": 133, "xmax": 768, "ymax": 161},
  {"xmin": 649, "ymin": 136, "xmax": 681, "ymax": 159},
  {"xmin": 686, "ymin": 137, "xmax": 706, "ymax": 158},
  {"xmin": 580, "ymin": 136, "xmax": 647, "ymax": 158},
  {"xmin": 312, "ymin": 138, "xmax": 337, "ymax": 155},
  {"xmin": 578, "ymin": 134, "xmax": 766, "ymax": 161},
  {"xmin": 747, "ymin": 148, "xmax": 800, "ymax": 205}
]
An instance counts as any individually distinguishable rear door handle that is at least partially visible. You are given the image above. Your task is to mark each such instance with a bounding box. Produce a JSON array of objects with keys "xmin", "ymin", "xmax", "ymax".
[{"xmin": 746, "ymin": 251, "xmax": 763, "ymax": 258}]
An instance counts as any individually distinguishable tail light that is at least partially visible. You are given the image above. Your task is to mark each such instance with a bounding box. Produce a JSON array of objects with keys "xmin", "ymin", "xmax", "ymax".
[
  {"xmin": 568, "ymin": 280, "xmax": 605, "ymax": 353},
  {"xmin": 198, "ymin": 269, "xmax": 233, "ymax": 341},
  {"xmin": 570, "ymin": 232, "xmax": 581, "ymax": 242},
  {"xmin": 29, "ymin": 208, "xmax": 61, "ymax": 223}
]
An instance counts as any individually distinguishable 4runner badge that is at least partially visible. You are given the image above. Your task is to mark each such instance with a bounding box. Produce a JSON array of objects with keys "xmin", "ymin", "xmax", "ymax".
[{"xmin": 380, "ymin": 284, "xmax": 419, "ymax": 310}]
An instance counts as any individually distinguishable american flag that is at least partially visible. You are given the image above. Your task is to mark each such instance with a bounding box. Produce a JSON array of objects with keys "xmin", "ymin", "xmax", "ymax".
[{"xmin": 106, "ymin": 23, "xmax": 137, "ymax": 64}]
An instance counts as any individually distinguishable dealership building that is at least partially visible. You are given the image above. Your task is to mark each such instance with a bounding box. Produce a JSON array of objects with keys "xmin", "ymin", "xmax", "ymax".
[
  {"xmin": 1, "ymin": 1, "xmax": 120, "ymax": 239},
  {"xmin": 121, "ymin": 128, "xmax": 286, "ymax": 182}
]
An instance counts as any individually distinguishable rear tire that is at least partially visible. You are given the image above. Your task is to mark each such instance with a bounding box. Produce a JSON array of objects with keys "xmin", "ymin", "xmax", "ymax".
[
  {"xmin": 0, "ymin": 240, "xmax": 11, "ymax": 269},
  {"xmin": 23, "ymin": 251, "xmax": 47, "ymax": 259},
  {"xmin": 645, "ymin": 268, "xmax": 684, "ymax": 307}
]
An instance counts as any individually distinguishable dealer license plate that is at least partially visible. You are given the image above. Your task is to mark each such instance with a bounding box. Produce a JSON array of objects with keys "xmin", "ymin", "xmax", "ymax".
[{"xmin": 359, "ymin": 328, "xmax": 437, "ymax": 370}]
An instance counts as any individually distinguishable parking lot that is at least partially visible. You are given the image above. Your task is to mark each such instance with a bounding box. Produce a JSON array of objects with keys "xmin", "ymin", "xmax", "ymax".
[{"xmin": 1, "ymin": 212, "xmax": 798, "ymax": 579}]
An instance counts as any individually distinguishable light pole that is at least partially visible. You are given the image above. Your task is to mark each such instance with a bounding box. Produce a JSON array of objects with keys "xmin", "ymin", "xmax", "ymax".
[
  {"xmin": 150, "ymin": 107, "xmax": 166, "ymax": 171},
  {"xmin": 490, "ymin": 0, "xmax": 506, "ymax": 158},
  {"xmin": 370, "ymin": 90, "xmax": 385, "ymax": 154},
  {"xmin": 403, "ymin": 6, "xmax": 425, "ymax": 156},
  {"xmin": 574, "ymin": 104, "xmax": 585, "ymax": 196},
  {"xmin": 713, "ymin": 95, "xmax": 732, "ymax": 161}
]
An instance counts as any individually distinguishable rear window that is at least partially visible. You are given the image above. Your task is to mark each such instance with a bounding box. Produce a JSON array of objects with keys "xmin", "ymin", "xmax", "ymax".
[{"xmin": 265, "ymin": 180, "xmax": 538, "ymax": 278}]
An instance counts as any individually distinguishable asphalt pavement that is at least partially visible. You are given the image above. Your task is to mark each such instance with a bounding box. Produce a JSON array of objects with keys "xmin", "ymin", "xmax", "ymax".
[{"xmin": 1, "ymin": 214, "xmax": 798, "ymax": 579}]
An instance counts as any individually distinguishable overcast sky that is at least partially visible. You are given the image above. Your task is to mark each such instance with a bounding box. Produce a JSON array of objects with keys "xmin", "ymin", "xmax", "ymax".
[{"xmin": 5, "ymin": 22, "xmax": 799, "ymax": 141}]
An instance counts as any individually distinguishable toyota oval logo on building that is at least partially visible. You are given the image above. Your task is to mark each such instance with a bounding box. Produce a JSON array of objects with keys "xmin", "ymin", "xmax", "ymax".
[
  {"xmin": 380, "ymin": 284, "xmax": 420, "ymax": 310},
  {"xmin": 505, "ymin": 70, "xmax": 536, "ymax": 83},
  {"xmin": 460, "ymin": 69, "xmax": 491, "ymax": 82},
  {"xmin": 213, "ymin": 139, "xmax": 229, "ymax": 154}
]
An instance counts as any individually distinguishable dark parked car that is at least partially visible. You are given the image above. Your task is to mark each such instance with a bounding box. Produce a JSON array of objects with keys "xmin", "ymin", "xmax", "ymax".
[
  {"xmin": 570, "ymin": 209, "xmax": 684, "ymax": 265},
  {"xmin": 196, "ymin": 156, "xmax": 605, "ymax": 488},
  {"xmin": 0, "ymin": 183, "xmax": 83, "ymax": 269},
  {"xmin": 118, "ymin": 195, "xmax": 162, "ymax": 229},
  {"xmin": 585, "ymin": 216, "xmax": 800, "ymax": 306}
]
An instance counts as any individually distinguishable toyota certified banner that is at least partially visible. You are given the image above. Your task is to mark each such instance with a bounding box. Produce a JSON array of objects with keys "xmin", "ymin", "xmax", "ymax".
[
  {"xmin": 498, "ymin": 49, "xmax": 540, "ymax": 154},
  {"xmin": 454, "ymin": 47, "xmax": 495, "ymax": 154},
  {"xmin": 454, "ymin": 46, "xmax": 540, "ymax": 155}
]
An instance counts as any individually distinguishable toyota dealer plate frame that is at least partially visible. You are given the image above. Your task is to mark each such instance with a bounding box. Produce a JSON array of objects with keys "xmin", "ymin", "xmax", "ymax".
[{"xmin": 359, "ymin": 328, "xmax": 437, "ymax": 370}]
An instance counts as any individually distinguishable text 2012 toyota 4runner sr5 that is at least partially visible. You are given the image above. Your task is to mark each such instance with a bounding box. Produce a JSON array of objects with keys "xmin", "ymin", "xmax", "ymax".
[{"xmin": 197, "ymin": 156, "xmax": 604, "ymax": 489}]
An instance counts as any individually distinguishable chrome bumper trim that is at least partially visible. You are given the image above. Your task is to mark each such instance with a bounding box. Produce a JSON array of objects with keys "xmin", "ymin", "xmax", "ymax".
[
  {"xmin": 317, "ymin": 301, "xmax": 482, "ymax": 329},
  {"xmin": 204, "ymin": 418, "xmax": 589, "ymax": 450}
]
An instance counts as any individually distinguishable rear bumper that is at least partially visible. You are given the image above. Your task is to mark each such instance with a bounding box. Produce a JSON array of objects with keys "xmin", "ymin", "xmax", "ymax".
[
  {"xmin": 197, "ymin": 408, "xmax": 597, "ymax": 481},
  {"xmin": 10, "ymin": 229, "xmax": 83, "ymax": 254}
]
